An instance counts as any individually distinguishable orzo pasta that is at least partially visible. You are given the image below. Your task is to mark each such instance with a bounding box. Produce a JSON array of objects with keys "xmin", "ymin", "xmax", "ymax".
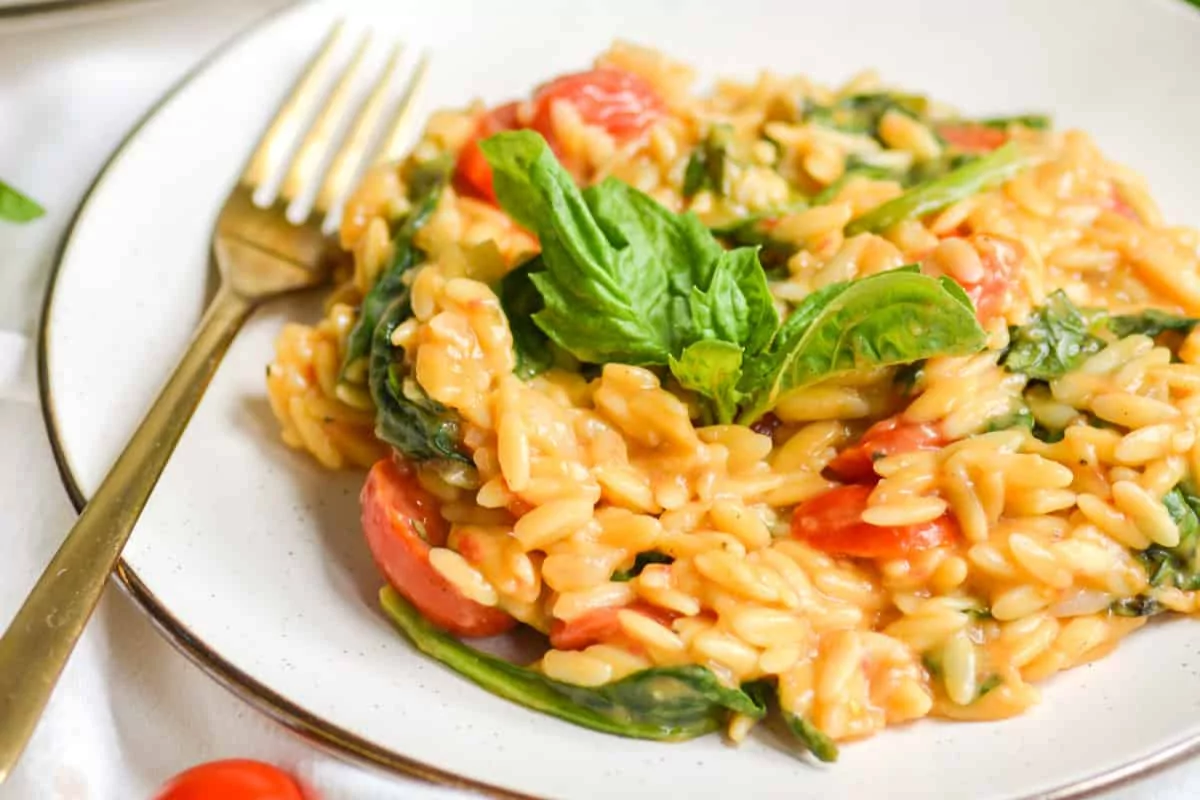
[{"xmin": 266, "ymin": 43, "xmax": 1200, "ymax": 762}]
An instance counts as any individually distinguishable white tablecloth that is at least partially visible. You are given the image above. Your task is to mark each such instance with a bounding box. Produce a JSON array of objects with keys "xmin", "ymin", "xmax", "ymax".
[{"xmin": 0, "ymin": 2, "xmax": 1195, "ymax": 798}]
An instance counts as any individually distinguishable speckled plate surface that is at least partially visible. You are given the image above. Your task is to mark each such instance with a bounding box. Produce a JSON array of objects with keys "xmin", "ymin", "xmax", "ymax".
[{"xmin": 40, "ymin": 1, "xmax": 1200, "ymax": 796}]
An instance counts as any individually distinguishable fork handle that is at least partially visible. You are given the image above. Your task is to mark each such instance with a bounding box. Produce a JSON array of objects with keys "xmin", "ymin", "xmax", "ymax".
[{"xmin": 0, "ymin": 284, "xmax": 254, "ymax": 782}]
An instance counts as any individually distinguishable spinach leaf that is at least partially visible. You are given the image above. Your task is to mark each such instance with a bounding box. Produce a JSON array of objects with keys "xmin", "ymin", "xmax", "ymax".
[
  {"xmin": 845, "ymin": 142, "xmax": 1036, "ymax": 235},
  {"xmin": 1031, "ymin": 421, "xmax": 1067, "ymax": 444},
  {"xmin": 1106, "ymin": 309, "xmax": 1199, "ymax": 339},
  {"xmin": 380, "ymin": 586, "xmax": 763, "ymax": 740},
  {"xmin": 813, "ymin": 162, "xmax": 898, "ymax": 205},
  {"xmin": 481, "ymin": 130, "xmax": 776, "ymax": 366},
  {"xmin": 922, "ymin": 652, "xmax": 943, "ymax": 679},
  {"xmin": 498, "ymin": 258, "xmax": 554, "ymax": 379},
  {"xmin": 977, "ymin": 114, "xmax": 1052, "ymax": 130},
  {"xmin": 1001, "ymin": 290, "xmax": 1105, "ymax": 380},
  {"xmin": 1110, "ymin": 595, "xmax": 1163, "ymax": 618},
  {"xmin": 0, "ymin": 179, "xmax": 44, "ymax": 222},
  {"xmin": 682, "ymin": 125, "xmax": 732, "ymax": 198},
  {"xmin": 983, "ymin": 405, "xmax": 1034, "ymax": 433},
  {"xmin": 612, "ymin": 551, "xmax": 674, "ymax": 582},
  {"xmin": 976, "ymin": 675, "xmax": 1003, "ymax": 699},
  {"xmin": 967, "ymin": 605, "xmax": 994, "ymax": 621},
  {"xmin": 737, "ymin": 267, "xmax": 987, "ymax": 423},
  {"xmin": 342, "ymin": 157, "xmax": 452, "ymax": 378},
  {"xmin": 804, "ymin": 92, "xmax": 929, "ymax": 139},
  {"xmin": 669, "ymin": 340, "xmax": 744, "ymax": 425},
  {"xmin": 1138, "ymin": 485, "xmax": 1200, "ymax": 591},
  {"xmin": 902, "ymin": 152, "xmax": 980, "ymax": 188},
  {"xmin": 784, "ymin": 714, "xmax": 839, "ymax": 763},
  {"xmin": 369, "ymin": 298, "xmax": 468, "ymax": 463}
]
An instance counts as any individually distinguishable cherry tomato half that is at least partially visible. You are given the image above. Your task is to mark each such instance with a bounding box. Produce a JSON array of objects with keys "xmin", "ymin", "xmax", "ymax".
[
  {"xmin": 362, "ymin": 458, "xmax": 515, "ymax": 637},
  {"xmin": 963, "ymin": 233, "xmax": 1023, "ymax": 321},
  {"xmin": 550, "ymin": 603, "xmax": 679, "ymax": 651},
  {"xmin": 827, "ymin": 417, "xmax": 945, "ymax": 483},
  {"xmin": 454, "ymin": 101, "xmax": 523, "ymax": 203},
  {"xmin": 792, "ymin": 484, "xmax": 957, "ymax": 559},
  {"xmin": 924, "ymin": 233, "xmax": 1023, "ymax": 322},
  {"xmin": 153, "ymin": 759, "xmax": 303, "ymax": 800},
  {"xmin": 936, "ymin": 123, "xmax": 1007, "ymax": 154},
  {"xmin": 530, "ymin": 68, "xmax": 665, "ymax": 142}
]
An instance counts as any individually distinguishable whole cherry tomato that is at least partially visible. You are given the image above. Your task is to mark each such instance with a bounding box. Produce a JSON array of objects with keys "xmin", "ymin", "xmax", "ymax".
[{"xmin": 153, "ymin": 759, "xmax": 304, "ymax": 800}]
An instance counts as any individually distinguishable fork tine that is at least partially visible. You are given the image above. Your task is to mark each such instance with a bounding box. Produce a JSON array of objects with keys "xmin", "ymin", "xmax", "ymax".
[
  {"xmin": 372, "ymin": 53, "xmax": 431, "ymax": 166},
  {"xmin": 242, "ymin": 21, "xmax": 346, "ymax": 190},
  {"xmin": 278, "ymin": 32, "xmax": 373, "ymax": 208},
  {"xmin": 313, "ymin": 42, "xmax": 405, "ymax": 216}
]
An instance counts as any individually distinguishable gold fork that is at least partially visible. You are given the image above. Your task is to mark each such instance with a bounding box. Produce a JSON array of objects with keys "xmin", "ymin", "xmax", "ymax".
[{"xmin": 0, "ymin": 22, "xmax": 430, "ymax": 780}]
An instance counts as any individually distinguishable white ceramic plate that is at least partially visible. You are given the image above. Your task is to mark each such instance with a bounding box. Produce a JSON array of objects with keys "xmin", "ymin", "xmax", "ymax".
[{"xmin": 40, "ymin": 1, "xmax": 1200, "ymax": 797}]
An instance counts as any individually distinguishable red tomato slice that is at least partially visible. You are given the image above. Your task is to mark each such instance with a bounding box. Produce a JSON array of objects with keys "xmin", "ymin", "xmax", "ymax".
[
  {"xmin": 153, "ymin": 760, "xmax": 303, "ymax": 800},
  {"xmin": 549, "ymin": 603, "xmax": 678, "ymax": 651},
  {"xmin": 965, "ymin": 233, "xmax": 1023, "ymax": 321},
  {"xmin": 362, "ymin": 458, "xmax": 515, "ymax": 637},
  {"xmin": 924, "ymin": 233, "xmax": 1023, "ymax": 322},
  {"xmin": 454, "ymin": 101, "xmax": 523, "ymax": 203},
  {"xmin": 936, "ymin": 123, "xmax": 1007, "ymax": 154},
  {"xmin": 792, "ymin": 484, "xmax": 957, "ymax": 559},
  {"xmin": 827, "ymin": 417, "xmax": 945, "ymax": 483},
  {"xmin": 531, "ymin": 68, "xmax": 665, "ymax": 142}
]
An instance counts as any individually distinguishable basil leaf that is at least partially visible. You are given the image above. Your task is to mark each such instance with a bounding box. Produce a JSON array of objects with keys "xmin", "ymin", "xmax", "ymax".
[
  {"xmin": 689, "ymin": 248, "xmax": 777, "ymax": 356},
  {"xmin": 481, "ymin": 130, "xmax": 776, "ymax": 366},
  {"xmin": 737, "ymin": 268, "xmax": 987, "ymax": 423},
  {"xmin": 0, "ymin": 179, "xmax": 44, "ymax": 222},
  {"xmin": 342, "ymin": 157, "xmax": 452, "ymax": 379},
  {"xmin": 784, "ymin": 714, "xmax": 839, "ymax": 763},
  {"xmin": 1001, "ymin": 290, "xmax": 1105, "ymax": 380},
  {"xmin": 484, "ymin": 131, "xmax": 675, "ymax": 364},
  {"xmin": 582, "ymin": 176, "xmax": 725, "ymax": 335},
  {"xmin": 845, "ymin": 143, "xmax": 1036, "ymax": 235},
  {"xmin": 380, "ymin": 586, "xmax": 763, "ymax": 740},
  {"xmin": 669, "ymin": 340, "xmax": 744, "ymax": 425},
  {"xmin": 1106, "ymin": 309, "xmax": 1199, "ymax": 339},
  {"xmin": 498, "ymin": 257, "xmax": 553, "ymax": 379},
  {"xmin": 369, "ymin": 298, "xmax": 468, "ymax": 463}
]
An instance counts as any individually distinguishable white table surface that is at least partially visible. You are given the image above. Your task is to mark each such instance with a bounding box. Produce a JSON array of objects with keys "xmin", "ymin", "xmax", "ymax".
[{"xmin": 0, "ymin": 2, "xmax": 1196, "ymax": 798}]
